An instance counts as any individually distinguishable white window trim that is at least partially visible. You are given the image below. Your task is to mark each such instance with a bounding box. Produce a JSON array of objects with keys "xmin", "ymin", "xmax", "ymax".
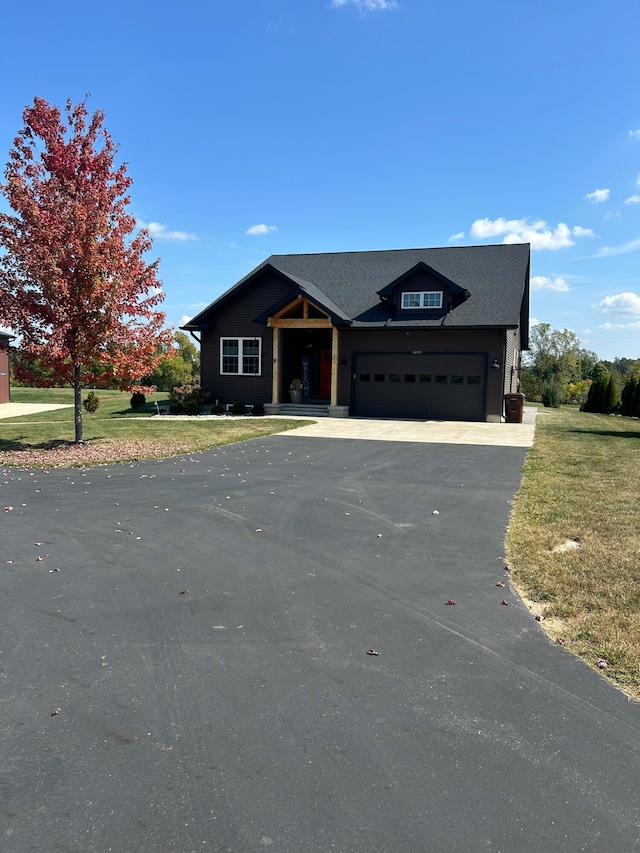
[
  {"xmin": 220, "ymin": 336, "xmax": 262, "ymax": 376},
  {"xmin": 401, "ymin": 291, "xmax": 443, "ymax": 309}
]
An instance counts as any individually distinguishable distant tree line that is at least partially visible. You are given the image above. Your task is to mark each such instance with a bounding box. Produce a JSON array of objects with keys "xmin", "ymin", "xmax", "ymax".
[
  {"xmin": 10, "ymin": 330, "xmax": 200, "ymax": 394},
  {"xmin": 520, "ymin": 322, "xmax": 640, "ymax": 416}
]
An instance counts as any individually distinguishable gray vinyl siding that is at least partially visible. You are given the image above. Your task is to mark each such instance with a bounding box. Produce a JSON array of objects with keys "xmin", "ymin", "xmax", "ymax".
[
  {"xmin": 200, "ymin": 271, "xmax": 292, "ymax": 406},
  {"xmin": 504, "ymin": 327, "xmax": 520, "ymax": 396},
  {"xmin": 338, "ymin": 327, "xmax": 508, "ymax": 420}
]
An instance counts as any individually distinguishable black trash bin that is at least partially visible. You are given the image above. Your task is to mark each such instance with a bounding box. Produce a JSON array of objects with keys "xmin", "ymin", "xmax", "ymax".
[{"xmin": 504, "ymin": 393, "xmax": 525, "ymax": 423}]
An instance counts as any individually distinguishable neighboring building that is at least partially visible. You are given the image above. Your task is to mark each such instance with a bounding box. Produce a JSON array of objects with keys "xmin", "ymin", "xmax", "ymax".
[
  {"xmin": 0, "ymin": 331, "xmax": 14, "ymax": 404},
  {"xmin": 183, "ymin": 243, "xmax": 530, "ymax": 422}
]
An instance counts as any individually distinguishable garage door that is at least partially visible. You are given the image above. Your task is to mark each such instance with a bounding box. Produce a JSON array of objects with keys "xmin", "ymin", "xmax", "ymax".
[{"xmin": 353, "ymin": 353, "xmax": 486, "ymax": 420}]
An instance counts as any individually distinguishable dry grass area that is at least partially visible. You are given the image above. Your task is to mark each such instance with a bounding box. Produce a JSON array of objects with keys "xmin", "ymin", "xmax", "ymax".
[{"xmin": 507, "ymin": 406, "xmax": 640, "ymax": 697}]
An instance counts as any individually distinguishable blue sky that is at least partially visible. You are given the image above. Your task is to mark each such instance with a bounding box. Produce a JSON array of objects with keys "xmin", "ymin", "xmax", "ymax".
[{"xmin": 1, "ymin": 0, "xmax": 639, "ymax": 360}]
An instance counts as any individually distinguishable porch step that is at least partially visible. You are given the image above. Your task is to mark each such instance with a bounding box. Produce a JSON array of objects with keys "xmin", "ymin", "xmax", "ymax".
[{"xmin": 274, "ymin": 404, "xmax": 331, "ymax": 417}]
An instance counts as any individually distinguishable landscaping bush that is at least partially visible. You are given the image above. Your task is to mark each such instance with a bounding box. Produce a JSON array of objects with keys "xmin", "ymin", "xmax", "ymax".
[
  {"xmin": 82, "ymin": 391, "xmax": 100, "ymax": 413},
  {"xmin": 229, "ymin": 401, "xmax": 247, "ymax": 416},
  {"xmin": 541, "ymin": 380, "xmax": 562, "ymax": 408},
  {"xmin": 130, "ymin": 390, "xmax": 146, "ymax": 410},
  {"xmin": 169, "ymin": 382, "xmax": 210, "ymax": 415},
  {"xmin": 211, "ymin": 403, "xmax": 226, "ymax": 415}
]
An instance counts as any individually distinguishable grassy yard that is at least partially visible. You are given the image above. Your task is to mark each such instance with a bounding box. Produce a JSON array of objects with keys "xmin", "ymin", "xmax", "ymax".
[
  {"xmin": 507, "ymin": 404, "xmax": 640, "ymax": 697},
  {"xmin": 0, "ymin": 387, "xmax": 309, "ymax": 467}
]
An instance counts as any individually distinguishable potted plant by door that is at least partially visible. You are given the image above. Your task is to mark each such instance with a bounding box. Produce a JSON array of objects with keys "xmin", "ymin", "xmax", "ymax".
[{"xmin": 289, "ymin": 378, "xmax": 303, "ymax": 403}]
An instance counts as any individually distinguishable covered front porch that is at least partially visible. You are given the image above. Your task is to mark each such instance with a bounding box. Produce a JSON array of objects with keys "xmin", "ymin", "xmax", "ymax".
[{"xmin": 264, "ymin": 295, "xmax": 349, "ymax": 417}]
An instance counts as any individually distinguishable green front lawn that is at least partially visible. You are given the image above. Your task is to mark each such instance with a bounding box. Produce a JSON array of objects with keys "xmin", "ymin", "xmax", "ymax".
[
  {"xmin": 507, "ymin": 405, "xmax": 640, "ymax": 697},
  {"xmin": 0, "ymin": 387, "xmax": 309, "ymax": 467}
]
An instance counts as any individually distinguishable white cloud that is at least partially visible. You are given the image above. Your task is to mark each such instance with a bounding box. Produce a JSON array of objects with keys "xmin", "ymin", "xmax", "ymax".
[
  {"xmin": 331, "ymin": 0, "xmax": 398, "ymax": 9},
  {"xmin": 597, "ymin": 291, "xmax": 640, "ymax": 316},
  {"xmin": 624, "ymin": 194, "xmax": 640, "ymax": 205},
  {"xmin": 469, "ymin": 217, "xmax": 593, "ymax": 250},
  {"xmin": 448, "ymin": 231, "xmax": 465, "ymax": 242},
  {"xmin": 584, "ymin": 188, "xmax": 610, "ymax": 203},
  {"xmin": 604, "ymin": 210, "xmax": 621, "ymax": 220},
  {"xmin": 572, "ymin": 225, "xmax": 594, "ymax": 238},
  {"xmin": 529, "ymin": 317, "xmax": 541, "ymax": 327},
  {"xmin": 585, "ymin": 236, "xmax": 640, "ymax": 258},
  {"xmin": 142, "ymin": 221, "xmax": 197, "ymax": 241},
  {"xmin": 245, "ymin": 223, "xmax": 278, "ymax": 235},
  {"xmin": 598, "ymin": 320, "xmax": 640, "ymax": 330},
  {"xmin": 179, "ymin": 315, "xmax": 193, "ymax": 327},
  {"xmin": 630, "ymin": 129, "xmax": 640, "ymax": 140},
  {"xmin": 531, "ymin": 275, "xmax": 571, "ymax": 292}
]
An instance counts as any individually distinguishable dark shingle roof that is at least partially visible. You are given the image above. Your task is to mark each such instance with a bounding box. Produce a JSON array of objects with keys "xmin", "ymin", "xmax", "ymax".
[{"xmin": 184, "ymin": 243, "xmax": 530, "ymax": 330}]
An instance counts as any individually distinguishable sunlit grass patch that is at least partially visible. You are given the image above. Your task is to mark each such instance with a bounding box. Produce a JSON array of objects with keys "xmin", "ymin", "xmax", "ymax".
[{"xmin": 507, "ymin": 406, "xmax": 640, "ymax": 697}]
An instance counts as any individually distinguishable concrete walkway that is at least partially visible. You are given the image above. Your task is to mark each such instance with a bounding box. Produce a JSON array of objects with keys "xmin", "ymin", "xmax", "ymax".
[{"xmin": 0, "ymin": 402, "xmax": 73, "ymax": 419}]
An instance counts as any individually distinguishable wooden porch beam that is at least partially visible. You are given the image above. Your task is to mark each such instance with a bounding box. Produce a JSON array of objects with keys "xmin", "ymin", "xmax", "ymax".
[
  {"xmin": 331, "ymin": 326, "xmax": 339, "ymax": 407},
  {"xmin": 268, "ymin": 318, "xmax": 332, "ymax": 328},
  {"xmin": 272, "ymin": 326, "xmax": 281, "ymax": 404},
  {"xmin": 271, "ymin": 296, "xmax": 303, "ymax": 321}
]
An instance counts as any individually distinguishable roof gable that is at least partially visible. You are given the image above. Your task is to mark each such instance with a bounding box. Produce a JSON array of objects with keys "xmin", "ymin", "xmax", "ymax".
[{"xmin": 377, "ymin": 261, "xmax": 467, "ymax": 299}]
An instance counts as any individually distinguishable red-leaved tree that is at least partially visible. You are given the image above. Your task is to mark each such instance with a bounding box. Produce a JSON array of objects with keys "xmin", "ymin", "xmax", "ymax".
[{"xmin": 0, "ymin": 97, "xmax": 173, "ymax": 442}]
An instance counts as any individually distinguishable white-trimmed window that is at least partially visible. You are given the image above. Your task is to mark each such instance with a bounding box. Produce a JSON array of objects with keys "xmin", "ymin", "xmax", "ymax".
[
  {"xmin": 401, "ymin": 291, "xmax": 443, "ymax": 309},
  {"xmin": 220, "ymin": 337, "xmax": 262, "ymax": 375}
]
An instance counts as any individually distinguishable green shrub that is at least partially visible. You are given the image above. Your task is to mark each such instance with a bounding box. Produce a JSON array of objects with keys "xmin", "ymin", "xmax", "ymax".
[
  {"xmin": 541, "ymin": 380, "xmax": 562, "ymax": 408},
  {"xmin": 229, "ymin": 401, "xmax": 247, "ymax": 416},
  {"xmin": 211, "ymin": 403, "xmax": 226, "ymax": 415},
  {"xmin": 130, "ymin": 390, "xmax": 146, "ymax": 410},
  {"xmin": 169, "ymin": 382, "xmax": 210, "ymax": 415},
  {"xmin": 82, "ymin": 391, "xmax": 100, "ymax": 413}
]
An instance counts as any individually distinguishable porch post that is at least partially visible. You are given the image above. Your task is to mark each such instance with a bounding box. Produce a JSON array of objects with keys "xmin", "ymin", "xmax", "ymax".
[
  {"xmin": 330, "ymin": 325, "xmax": 339, "ymax": 407},
  {"xmin": 272, "ymin": 327, "xmax": 280, "ymax": 404}
]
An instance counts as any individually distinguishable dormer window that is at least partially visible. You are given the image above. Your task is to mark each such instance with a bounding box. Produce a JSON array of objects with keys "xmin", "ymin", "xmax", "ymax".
[{"xmin": 401, "ymin": 291, "xmax": 443, "ymax": 309}]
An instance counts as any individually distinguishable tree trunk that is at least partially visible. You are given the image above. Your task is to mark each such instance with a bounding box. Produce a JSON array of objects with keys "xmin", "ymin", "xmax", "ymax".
[{"xmin": 73, "ymin": 366, "xmax": 83, "ymax": 444}]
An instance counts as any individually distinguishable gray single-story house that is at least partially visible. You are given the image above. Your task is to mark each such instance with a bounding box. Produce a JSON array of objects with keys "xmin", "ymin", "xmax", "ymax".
[{"xmin": 182, "ymin": 243, "xmax": 530, "ymax": 422}]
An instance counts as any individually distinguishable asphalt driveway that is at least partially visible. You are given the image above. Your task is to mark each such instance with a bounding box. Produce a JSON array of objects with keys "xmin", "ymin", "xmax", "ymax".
[{"xmin": 2, "ymin": 433, "xmax": 640, "ymax": 852}]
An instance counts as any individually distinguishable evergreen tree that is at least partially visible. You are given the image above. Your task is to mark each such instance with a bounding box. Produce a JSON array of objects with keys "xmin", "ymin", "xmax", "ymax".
[
  {"xmin": 621, "ymin": 375, "xmax": 638, "ymax": 417},
  {"xmin": 582, "ymin": 363, "xmax": 612, "ymax": 413}
]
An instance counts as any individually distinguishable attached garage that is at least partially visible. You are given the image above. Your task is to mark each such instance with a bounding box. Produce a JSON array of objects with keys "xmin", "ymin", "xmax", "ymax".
[{"xmin": 353, "ymin": 352, "xmax": 486, "ymax": 420}]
